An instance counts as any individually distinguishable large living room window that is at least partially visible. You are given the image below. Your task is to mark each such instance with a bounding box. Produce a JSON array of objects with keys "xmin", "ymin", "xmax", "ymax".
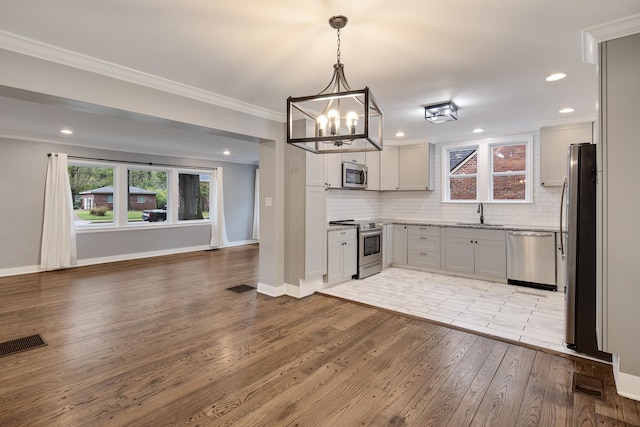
[
  {"xmin": 442, "ymin": 134, "xmax": 532, "ymax": 203},
  {"xmin": 68, "ymin": 160, "xmax": 214, "ymax": 228}
]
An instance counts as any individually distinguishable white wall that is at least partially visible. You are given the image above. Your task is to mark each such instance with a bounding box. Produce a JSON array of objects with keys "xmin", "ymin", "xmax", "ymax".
[{"xmin": 327, "ymin": 134, "xmax": 563, "ymax": 227}]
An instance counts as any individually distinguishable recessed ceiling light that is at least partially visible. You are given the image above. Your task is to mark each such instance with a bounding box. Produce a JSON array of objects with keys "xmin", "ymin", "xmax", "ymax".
[
  {"xmin": 546, "ymin": 73, "xmax": 567, "ymax": 82},
  {"xmin": 395, "ymin": 131, "xmax": 405, "ymax": 137},
  {"xmin": 473, "ymin": 128, "xmax": 484, "ymax": 133},
  {"xmin": 559, "ymin": 107, "xmax": 575, "ymax": 114},
  {"xmin": 223, "ymin": 150, "xmax": 230, "ymax": 155},
  {"xmin": 60, "ymin": 129, "xmax": 73, "ymax": 135}
]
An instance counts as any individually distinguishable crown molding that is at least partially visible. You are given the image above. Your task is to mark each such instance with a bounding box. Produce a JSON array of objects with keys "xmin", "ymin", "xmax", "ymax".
[
  {"xmin": 582, "ymin": 13, "xmax": 640, "ymax": 64},
  {"xmin": 0, "ymin": 30, "xmax": 285, "ymax": 123}
]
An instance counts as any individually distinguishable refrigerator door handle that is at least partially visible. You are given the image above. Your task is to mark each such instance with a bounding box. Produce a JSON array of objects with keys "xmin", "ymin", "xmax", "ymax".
[{"xmin": 559, "ymin": 176, "xmax": 567, "ymax": 259}]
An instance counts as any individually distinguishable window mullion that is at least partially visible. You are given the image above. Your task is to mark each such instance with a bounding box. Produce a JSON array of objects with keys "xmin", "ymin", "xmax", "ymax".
[{"xmin": 115, "ymin": 166, "xmax": 128, "ymax": 226}]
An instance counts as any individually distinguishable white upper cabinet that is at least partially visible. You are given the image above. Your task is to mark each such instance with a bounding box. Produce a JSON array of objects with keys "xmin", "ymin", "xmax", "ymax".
[
  {"xmin": 380, "ymin": 146, "xmax": 399, "ymax": 190},
  {"xmin": 365, "ymin": 151, "xmax": 380, "ymax": 191},
  {"xmin": 398, "ymin": 143, "xmax": 435, "ymax": 190},
  {"xmin": 540, "ymin": 122, "xmax": 593, "ymax": 186},
  {"xmin": 324, "ymin": 153, "xmax": 342, "ymax": 188},
  {"xmin": 341, "ymin": 148, "xmax": 366, "ymax": 165},
  {"xmin": 305, "ymin": 151, "xmax": 326, "ymax": 187}
]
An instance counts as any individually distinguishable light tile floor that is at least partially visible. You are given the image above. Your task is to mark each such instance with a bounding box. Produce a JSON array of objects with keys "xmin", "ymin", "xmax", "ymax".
[{"xmin": 320, "ymin": 267, "xmax": 593, "ymax": 360}]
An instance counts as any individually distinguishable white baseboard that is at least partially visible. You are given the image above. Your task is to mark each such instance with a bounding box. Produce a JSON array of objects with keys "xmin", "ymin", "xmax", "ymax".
[
  {"xmin": 76, "ymin": 244, "xmax": 221, "ymax": 267},
  {"xmin": 257, "ymin": 277, "xmax": 323, "ymax": 299},
  {"xmin": 0, "ymin": 264, "xmax": 40, "ymax": 277},
  {"xmin": 257, "ymin": 282, "xmax": 286, "ymax": 297},
  {"xmin": 0, "ymin": 241, "xmax": 259, "ymax": 278},
  {"xmin": 612, "ymin": 355, "xmax": 640, "ymax": 402}
]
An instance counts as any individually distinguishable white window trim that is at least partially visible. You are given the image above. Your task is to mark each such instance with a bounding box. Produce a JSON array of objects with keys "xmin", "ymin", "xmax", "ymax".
[
  {"xmin": 441, "ymin": 134, "xmax": 533, "ymax": 203},
  {"xmin": 68, "ymin": 160, "xmax": 215, "ymax": 231}
]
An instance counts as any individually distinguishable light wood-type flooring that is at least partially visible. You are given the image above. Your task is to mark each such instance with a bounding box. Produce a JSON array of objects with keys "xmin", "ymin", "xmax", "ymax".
[{"xmin": 1, "ymin": 244, "xmax": 639, "ymax": 426}]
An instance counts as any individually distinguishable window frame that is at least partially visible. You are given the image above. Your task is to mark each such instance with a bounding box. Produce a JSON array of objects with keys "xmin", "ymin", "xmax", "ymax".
[
  {"xmin": 442, "ymin": 134, "xmax": 533, "ymax": 203},
  {"xmin": 68, "ymin": 160, "xmax": 215, "ymax": 231}
]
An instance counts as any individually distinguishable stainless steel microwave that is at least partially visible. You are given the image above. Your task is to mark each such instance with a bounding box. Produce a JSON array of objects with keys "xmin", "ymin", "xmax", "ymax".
[{"xmin": 342, "ymin": 162, "xmax": 368, "ymax": 189}]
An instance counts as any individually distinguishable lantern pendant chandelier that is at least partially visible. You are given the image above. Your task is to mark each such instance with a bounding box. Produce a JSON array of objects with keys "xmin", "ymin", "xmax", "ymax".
[{"xmin": 286, "ymin": 15, "xmax": 383, "ymax": 154}]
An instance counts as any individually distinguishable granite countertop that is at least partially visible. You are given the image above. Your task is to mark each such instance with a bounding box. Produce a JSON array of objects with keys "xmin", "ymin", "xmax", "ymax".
[{"xmin": 328, "ymin": 219, "xmax": 559, "ymax": 233}]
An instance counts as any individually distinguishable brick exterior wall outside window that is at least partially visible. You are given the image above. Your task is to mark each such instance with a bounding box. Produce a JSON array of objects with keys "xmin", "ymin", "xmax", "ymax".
[
  {"xmin": 492, "ymin": 144, "xmax": 526, "ymax": 200},
  {"xmin": 450, "ymin": 150, "xmax": 477, "ymax": 200}
]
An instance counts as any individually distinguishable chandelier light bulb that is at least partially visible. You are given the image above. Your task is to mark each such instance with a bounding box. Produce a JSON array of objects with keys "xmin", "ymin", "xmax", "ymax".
[
  {"xmin": 317, "ymin": 115, "xmax": 328, "ymax": 136},
  {"xmin": 328, "ymin": 110, "xmax": 340, "ymax": 135},
  {"xmin": 346, "ymin": 111, "xmax": 358, "ymax": 134}
]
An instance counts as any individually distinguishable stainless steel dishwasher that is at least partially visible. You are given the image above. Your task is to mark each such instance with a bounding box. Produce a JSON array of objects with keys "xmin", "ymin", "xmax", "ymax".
[{"xmin": 507, "ymin": 231, "xmax": 557, "ymax": 291}]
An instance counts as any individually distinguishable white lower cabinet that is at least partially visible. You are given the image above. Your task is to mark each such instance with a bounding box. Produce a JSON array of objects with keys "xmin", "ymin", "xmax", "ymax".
[
  {"xmin": 393, "ymin": 224, "xmax": 408, "ymax": 265},
  {"xmin": 383, "ymin": 224, "xmax": 394, "ymax": 268},
  {"xmin": 407, "ymin": 225, "xmax": 441, "ymax": 269},
  {"xmin": 326, "ymin": 228, "xmax": 357, "ymax": 285},
  {"xmin": 443, "ymin": 227, "xmax": 506, "ymax": 280}
]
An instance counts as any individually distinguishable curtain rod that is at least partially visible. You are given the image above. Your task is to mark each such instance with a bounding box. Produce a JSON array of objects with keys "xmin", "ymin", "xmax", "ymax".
[{"xmin": 48, "ymin": 153, "xmax": 217, "ymax": 170}]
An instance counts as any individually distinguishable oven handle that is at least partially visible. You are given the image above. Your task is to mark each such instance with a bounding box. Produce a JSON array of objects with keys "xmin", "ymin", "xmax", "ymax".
[{"xmin": 360, "ymin": 229, "xmax": 382, "ymax": 238}]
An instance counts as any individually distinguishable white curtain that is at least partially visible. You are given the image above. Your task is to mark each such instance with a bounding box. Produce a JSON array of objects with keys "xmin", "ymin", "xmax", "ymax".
[
  {"xmin": 40, "ymin": 153, "xmax": 77, "ymax": 270},
  {"xmin": 252, "ymin": 169, "xmax": 259, "ymax": 241},
  {"xmin": 210, "ymin": 168, "xmax": 229, "ymax": 247}
]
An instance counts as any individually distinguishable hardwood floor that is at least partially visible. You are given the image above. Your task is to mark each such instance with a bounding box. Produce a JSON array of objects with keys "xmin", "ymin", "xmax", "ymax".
[{"xmin": 1, "ymin": 244, "xmax": 639, "ymax": 426}]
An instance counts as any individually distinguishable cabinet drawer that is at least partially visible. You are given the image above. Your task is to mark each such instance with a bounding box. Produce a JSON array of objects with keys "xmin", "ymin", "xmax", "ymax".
[
  {"xmin": 408, "ymin": 225, "xmax": 440, "ymax": 237},
  {"xmin": 328, "ymin": 228, "xmax": 357, "ymax": 243},
  {"xmin": 408, "ymin": 249, "xmax": 441, "ymax": 269},
  {"xmin": 408, "ymin": 235, "xmax": 440, "ymax": 251},
  {"xmin": 445, "ymin": 227, "xmax": 506, "ymax": 241}
]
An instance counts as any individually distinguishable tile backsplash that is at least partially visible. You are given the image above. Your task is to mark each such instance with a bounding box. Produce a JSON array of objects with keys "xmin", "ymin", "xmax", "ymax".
[{"xmin": 327, "ymin": 135, "xmax": 563, "ymax": 227}]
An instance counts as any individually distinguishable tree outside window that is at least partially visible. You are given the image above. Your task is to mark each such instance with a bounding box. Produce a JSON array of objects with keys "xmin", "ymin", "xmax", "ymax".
[{"xmin": 178, "ymin": 173, "xmax": 210, "ymax": 221}]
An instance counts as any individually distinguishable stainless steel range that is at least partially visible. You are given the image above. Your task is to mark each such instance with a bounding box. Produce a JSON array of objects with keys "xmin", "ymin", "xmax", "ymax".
[{"xmin": 329, "ymin": 220, "xmax": 383, "ymax": 279}]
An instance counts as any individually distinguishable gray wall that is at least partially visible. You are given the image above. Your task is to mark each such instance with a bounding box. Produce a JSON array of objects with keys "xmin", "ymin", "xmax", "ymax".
[{"xmin": 0, "ymin": 137, "xmax": 257, "ymax": 270}]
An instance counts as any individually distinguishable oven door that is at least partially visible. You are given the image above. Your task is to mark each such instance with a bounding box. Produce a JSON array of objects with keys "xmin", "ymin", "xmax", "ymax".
[{"xmin": 360, "ymin": 229, "xmax": 382, "ymax": 266}]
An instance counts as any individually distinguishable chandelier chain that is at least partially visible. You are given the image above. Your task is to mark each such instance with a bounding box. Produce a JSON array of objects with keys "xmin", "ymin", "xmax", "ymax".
[{"xmin": 336, "ymin": 28, "xmax": 341, "ymax": 63}]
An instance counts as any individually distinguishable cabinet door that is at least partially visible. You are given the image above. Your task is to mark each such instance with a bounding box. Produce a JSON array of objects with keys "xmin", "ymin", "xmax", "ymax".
[
  {"xmin": 398, "ymin": 143, "xmax": 435, "ymax": 190},
  {"xmin": 305, "ymin": 151, "xmax": 325, "ymax": 187},
  {"xmin": 305, "ymin": 186, "xmax": 326, "ymax": 278},
  {"xmin": 383, "ymin": 224, "xmax": 394, "ymax": 268},
  {"xmin": 393, "ymin": 224, "xmax": 408, "ymax": 265},
  {"xmin": 380, "ymin": 146, "xmax": 399, "ymax": 190},
  {"xmin": 343, "ymin": 239, "xmax": 358, "ymax": 279},
  {"xmin": 325, "ymin": 153, "xmax": 342, "ymax": 188},
  {"xmin": 326, "ymin": 238, "xmax": 344, "ymax": 285},
  {"xmin": 365, "ymin": 151, "xmax": 380, "ymax": 191},
  {"xmin": 342, "ymin": 150, "xmax": 366, "ymax": 165},
  {"xmin": 444, "ymin": 236, "xmax": 475, "ymax": 274},
  {"xmin": 475, "ymin": 239, "xmax": 506, "ymax": 279},
  {"xmin": 540, "ymin": 123, "xmax": 592, "ymax": 186}
]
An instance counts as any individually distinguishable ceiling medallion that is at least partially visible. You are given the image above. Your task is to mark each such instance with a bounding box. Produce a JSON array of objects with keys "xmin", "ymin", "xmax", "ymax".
[{"xmin": 286, "ymin": 15, "xmax": 383, "ymax": 154}]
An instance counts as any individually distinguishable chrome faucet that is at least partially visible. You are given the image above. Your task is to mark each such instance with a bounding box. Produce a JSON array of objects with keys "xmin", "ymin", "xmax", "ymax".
[{"xmin": 477, "ymin": 202, "xmax": 484, "ymax": 224}]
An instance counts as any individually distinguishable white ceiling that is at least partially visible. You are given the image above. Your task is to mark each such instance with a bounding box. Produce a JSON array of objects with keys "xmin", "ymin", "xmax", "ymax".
[{"xmin": 1, "ymin": 1, "xmax": 640, "ymax": 164}]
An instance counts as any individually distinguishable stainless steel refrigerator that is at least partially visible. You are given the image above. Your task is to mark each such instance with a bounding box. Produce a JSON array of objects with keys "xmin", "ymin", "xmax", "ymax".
[{"xmin": 563, "ymin": 143, "xmax": 611, "ymax": 361}]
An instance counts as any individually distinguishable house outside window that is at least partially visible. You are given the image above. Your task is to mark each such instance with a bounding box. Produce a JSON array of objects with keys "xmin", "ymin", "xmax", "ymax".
[{"xmin": 442, "ymin": 134, "xmax": 532, "ymax": 203}]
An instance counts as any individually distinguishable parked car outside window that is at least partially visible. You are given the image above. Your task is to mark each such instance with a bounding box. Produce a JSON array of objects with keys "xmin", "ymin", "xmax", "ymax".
[{"xmin": 142, "ymin": 209, "xmax": 167, "ymax": 222}]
